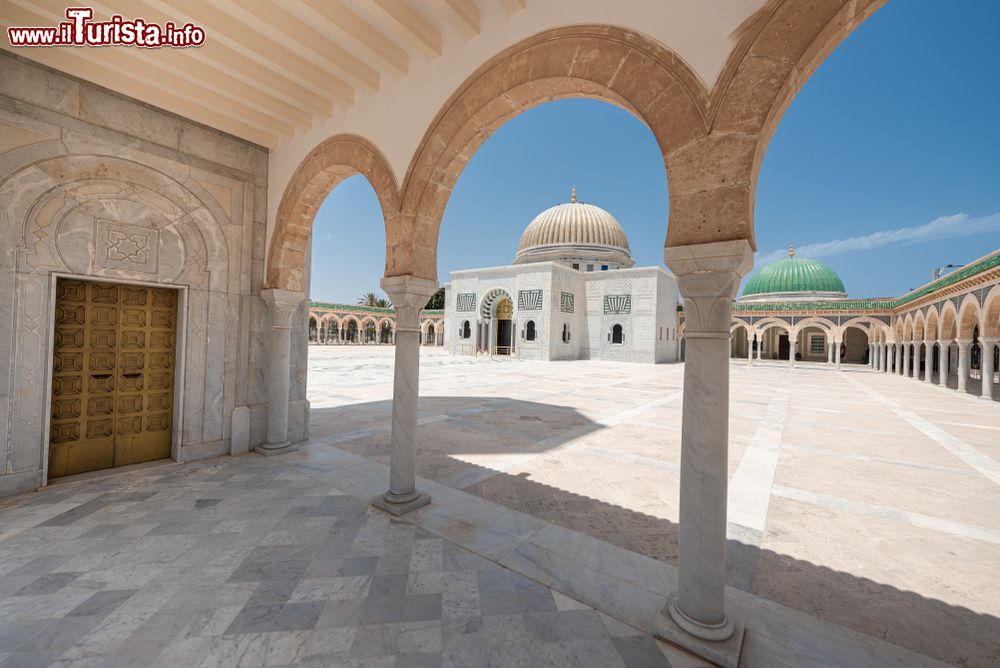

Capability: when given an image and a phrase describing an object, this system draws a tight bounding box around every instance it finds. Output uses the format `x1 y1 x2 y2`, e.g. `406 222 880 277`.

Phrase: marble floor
1 346 996 667
0 455 701 668
306 346 1000 667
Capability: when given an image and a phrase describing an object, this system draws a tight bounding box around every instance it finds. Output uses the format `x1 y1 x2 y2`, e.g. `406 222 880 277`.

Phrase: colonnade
728 329 997 400
871 338 997 399
262 260 996 668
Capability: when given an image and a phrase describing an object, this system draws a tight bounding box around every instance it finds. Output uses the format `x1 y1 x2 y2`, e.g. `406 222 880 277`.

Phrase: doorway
48 278 178 477
495 297 513 355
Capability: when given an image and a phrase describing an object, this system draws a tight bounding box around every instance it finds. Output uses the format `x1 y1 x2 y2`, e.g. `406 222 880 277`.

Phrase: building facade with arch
307 302 444 345
687 248 1000 400
444 193 679 362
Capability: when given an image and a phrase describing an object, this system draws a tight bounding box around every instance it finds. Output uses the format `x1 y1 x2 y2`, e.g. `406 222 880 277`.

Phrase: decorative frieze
560 291 574 313
518 289 542 311
603 294 631 315
456 292 476 312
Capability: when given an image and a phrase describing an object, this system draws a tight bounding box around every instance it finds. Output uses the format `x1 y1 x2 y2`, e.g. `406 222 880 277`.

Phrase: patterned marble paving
0 457 703 668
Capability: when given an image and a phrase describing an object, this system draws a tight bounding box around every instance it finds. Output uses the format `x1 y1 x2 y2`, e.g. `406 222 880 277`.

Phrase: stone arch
6 155 230 290
924 306 940 342
790 317 834 340
913 310 926 342
267 135 399 292
957 294 982 339
727 0 889 242
903 314 914 342
839 316 891 343
398 25 708 278
341 315 360 342
480 287 513 320
982 285 1000 339
939 301 958 341
751 317 791 339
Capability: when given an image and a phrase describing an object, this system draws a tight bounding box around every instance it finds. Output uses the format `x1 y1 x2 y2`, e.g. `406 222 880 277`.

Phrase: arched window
461 320 471 339
611 324 624 344
562 323 570 343
525 320 536 341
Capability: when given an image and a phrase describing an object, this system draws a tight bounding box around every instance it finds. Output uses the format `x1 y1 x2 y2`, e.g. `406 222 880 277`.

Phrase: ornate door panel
49 279 176 478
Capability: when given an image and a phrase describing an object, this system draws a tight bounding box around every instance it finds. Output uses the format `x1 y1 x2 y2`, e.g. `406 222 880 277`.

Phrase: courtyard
307 346 1000 666
0 347 997 666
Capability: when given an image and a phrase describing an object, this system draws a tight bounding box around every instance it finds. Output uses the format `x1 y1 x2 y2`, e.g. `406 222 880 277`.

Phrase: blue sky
309 1 1000 303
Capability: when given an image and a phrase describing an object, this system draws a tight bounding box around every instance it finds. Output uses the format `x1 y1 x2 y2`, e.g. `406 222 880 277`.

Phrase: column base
654 597 744 668
254 441 298 457
371 491 431 516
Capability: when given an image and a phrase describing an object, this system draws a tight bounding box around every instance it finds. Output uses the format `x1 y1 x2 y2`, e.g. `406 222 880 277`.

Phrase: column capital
981 337 999 346
261 289 305 328
956 338 974 348
381 275 438 330
665 240 753 336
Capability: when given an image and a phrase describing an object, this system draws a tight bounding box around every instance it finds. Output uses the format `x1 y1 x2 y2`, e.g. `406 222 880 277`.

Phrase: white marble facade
445 263 679 363
0 54 297 497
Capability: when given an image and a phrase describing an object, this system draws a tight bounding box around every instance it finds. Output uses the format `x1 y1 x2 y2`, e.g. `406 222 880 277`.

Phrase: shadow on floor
309 398 1000 668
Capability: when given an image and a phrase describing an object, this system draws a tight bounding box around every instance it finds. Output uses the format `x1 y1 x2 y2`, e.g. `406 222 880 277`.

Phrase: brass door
49 279 177 478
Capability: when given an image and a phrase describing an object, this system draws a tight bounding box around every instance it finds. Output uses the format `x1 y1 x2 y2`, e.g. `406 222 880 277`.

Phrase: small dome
515 189 633 268
742 252 846 302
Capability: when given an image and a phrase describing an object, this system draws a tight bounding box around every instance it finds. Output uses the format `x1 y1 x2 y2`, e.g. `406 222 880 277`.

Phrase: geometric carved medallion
95 219 159 273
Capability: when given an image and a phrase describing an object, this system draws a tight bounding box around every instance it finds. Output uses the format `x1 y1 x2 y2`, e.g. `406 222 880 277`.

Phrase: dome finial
570 186 576 204
789 244 795 258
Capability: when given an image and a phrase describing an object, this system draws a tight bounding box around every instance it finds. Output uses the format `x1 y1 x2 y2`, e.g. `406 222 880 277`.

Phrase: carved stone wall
0 53 269 497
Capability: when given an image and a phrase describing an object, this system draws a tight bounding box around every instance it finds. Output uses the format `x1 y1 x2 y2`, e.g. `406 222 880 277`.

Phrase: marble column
924 341 934 384
903 344 911 378
789 337 797 367
835 339 842 371
656 240 752 657
868 343 874 368
371 276 439 516
827 341 834 364
877 343 884 371
257 289 304 457
981 339 997 400
938 340 950 387
957 340 972 392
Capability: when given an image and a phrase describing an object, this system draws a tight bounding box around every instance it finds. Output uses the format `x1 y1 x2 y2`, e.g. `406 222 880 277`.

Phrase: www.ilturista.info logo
7 7 205 48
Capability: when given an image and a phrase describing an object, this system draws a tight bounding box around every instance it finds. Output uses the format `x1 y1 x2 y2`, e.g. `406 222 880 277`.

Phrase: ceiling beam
7 1 296 137
156 0 355 106
210 0 380 93
496 0 524 18
352 0 442 60
123 0 333 117
423 0 479 40
0 30 280 147
18 0 313 128
292 0 409 76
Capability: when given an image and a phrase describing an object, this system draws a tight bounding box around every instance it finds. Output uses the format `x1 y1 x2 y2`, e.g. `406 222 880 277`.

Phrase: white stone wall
0 53 270 496
445 261 679 364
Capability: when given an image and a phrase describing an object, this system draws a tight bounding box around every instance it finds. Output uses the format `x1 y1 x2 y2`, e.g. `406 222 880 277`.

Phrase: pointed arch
267 134 400 292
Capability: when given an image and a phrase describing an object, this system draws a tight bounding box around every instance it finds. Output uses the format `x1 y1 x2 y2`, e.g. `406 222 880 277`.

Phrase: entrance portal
494 297 513 355
49 279 177 477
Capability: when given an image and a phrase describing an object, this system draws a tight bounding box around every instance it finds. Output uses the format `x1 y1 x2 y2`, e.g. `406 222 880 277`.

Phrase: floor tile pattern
0 457 694 667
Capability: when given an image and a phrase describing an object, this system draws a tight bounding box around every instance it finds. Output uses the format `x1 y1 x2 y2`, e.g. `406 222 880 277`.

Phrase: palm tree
358 292 392 308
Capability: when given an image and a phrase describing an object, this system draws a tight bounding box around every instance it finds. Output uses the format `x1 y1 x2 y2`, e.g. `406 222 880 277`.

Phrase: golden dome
514 193 633 268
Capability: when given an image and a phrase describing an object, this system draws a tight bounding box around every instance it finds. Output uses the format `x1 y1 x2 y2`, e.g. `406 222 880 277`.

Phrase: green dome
742 257 846 299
